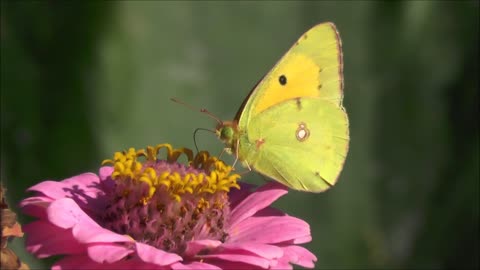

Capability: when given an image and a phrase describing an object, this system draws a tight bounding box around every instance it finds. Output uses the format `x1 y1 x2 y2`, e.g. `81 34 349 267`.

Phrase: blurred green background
1 1 478 269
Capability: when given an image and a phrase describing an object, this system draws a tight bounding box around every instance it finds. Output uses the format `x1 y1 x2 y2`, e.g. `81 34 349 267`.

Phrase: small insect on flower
21 144 317 269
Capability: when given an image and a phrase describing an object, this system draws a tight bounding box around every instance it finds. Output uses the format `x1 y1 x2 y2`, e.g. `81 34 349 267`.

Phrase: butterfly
216 22 349 192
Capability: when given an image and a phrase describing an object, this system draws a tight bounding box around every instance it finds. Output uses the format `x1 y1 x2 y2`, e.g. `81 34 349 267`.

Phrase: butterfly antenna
193 128 216 153
171 98 223 125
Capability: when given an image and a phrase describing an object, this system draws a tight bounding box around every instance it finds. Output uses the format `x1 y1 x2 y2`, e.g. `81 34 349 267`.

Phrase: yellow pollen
197 198 210 210
102 144 241 203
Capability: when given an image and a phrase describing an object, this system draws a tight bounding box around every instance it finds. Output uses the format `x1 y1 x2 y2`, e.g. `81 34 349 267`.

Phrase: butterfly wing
237 22 344 129
237 97 349 192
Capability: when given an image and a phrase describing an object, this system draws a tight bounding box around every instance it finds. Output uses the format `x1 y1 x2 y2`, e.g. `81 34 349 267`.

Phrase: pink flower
21 144 317 269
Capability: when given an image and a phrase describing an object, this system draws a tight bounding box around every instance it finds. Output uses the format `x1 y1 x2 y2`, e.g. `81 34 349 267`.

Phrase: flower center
100 144 240 254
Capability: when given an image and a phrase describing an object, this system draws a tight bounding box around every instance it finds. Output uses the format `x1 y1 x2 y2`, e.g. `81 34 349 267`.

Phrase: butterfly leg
232 159 239 170
231 139 241 169
230 139 252 175
235 162 252 176
218 148 226 159
232 158 252 176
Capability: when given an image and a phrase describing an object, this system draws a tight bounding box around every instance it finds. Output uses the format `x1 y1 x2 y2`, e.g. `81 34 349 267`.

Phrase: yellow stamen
102 144 241 203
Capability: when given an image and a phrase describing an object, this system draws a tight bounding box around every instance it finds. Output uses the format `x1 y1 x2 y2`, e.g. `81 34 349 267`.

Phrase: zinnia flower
20 144 317 269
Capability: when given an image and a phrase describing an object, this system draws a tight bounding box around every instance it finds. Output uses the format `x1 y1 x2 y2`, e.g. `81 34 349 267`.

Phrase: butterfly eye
279 75 287 86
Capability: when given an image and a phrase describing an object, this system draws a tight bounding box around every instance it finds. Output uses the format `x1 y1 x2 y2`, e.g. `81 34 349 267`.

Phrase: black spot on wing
318 68 324 91
296 98 302 110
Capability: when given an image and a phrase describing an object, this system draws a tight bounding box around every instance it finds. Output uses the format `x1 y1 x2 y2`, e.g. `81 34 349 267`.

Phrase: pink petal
23 221 85 257
99 166 114 180
228 183 255 209
254 207 286 217
269 258 294 270
72 224 133 244
229 182 287 228
52 255 155 270
47 198 132 244
228 216 311 244
202 259 264 269
87 243 133 263
20 196 52 219
28 173 101 199
281 245 317 268
52 255 100 270
198 253 270 269
99 166 116 193
291 235 313 244
220 242 283 260
135 242 182 266
184 239 222 257
47 198 98 229
26 173 107 214
171 261 221 270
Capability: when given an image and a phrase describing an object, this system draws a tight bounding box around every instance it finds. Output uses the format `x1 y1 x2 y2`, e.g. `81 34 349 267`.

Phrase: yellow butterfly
216 22 349 192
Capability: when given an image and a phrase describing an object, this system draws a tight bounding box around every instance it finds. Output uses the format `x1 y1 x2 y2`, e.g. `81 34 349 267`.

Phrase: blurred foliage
1 1 478 269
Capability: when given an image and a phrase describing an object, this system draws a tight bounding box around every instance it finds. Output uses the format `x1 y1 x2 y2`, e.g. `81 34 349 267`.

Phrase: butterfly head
215 121 238 149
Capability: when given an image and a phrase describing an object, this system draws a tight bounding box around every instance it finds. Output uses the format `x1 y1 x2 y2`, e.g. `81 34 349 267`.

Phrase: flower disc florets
101 144 240 255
